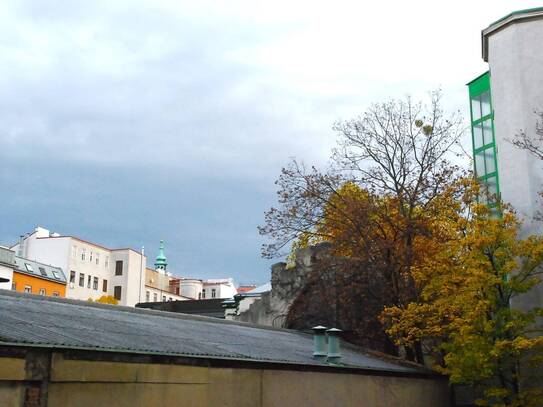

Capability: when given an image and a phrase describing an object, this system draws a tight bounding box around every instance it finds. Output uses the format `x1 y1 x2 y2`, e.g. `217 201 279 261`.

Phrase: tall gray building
468 8 543 309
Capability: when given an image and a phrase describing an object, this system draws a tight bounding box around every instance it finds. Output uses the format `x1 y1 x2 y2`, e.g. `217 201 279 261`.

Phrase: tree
260 92 466 362
510 110 543 160
382 192 543 406
88 295 119 305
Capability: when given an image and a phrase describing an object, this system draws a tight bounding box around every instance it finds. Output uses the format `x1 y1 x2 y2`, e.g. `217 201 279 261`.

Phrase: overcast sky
1 0 541 285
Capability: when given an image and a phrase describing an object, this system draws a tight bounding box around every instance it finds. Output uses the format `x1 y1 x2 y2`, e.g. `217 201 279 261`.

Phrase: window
87 275 91 288
169 297 172 301
103 279 108 292
52 291 59 297
105 256 109 268
24 285 31 293
11 282 16 290
115 260 123 276
38 267 47 277
153 293 158 302
211 289 216 298
468 72 500 209
146 291 150 302
201 289 206 299
93 277 99 290
96 253 100 265
70 271 76 284
79 273 85 287
114 286 122 301
39 288 46 296
162 295 166 302
90 251 93 262
81 249 86 261
24 263 34 272
72 246 77 258
52 270 61 280
198 292 201 299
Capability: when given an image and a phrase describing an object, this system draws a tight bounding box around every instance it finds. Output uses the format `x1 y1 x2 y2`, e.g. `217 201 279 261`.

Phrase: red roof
236 285 257 294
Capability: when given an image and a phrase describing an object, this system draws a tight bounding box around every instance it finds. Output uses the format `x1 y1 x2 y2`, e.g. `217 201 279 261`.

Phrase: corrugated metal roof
0 290 429 375
246 282 271 294
13 256 66 283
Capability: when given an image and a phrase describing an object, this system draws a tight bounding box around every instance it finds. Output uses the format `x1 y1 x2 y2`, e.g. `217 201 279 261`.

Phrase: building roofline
482 7 543 61
143 285 192 300
466 70 490 86
0 290 438 378
34 235 143 256
15 256 64 271
0 343 443 379
13 269 67 285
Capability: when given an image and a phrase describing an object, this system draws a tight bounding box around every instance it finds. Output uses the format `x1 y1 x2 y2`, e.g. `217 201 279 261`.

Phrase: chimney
326 328 343 363
312 326 328 360
18 235 24 257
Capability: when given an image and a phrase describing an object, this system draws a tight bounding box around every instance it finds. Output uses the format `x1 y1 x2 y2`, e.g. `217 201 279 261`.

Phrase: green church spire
155 240 167 271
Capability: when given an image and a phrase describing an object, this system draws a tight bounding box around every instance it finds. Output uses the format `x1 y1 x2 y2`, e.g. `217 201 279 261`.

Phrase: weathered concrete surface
235 243 331 327
487 14 543 312
0 352 450 407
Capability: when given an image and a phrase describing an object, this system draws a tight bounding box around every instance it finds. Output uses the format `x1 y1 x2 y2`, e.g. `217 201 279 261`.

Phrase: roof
13 256 66 284
246 282 271 294
236 285 257 294
482 7 543 61
17 227 143 255
0 246 15 268
0 290 431 376
137 298 227 319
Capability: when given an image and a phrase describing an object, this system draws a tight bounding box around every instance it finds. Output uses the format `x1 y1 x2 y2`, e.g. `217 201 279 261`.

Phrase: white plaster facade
11 227 146 306
179 279 203 299
143 267 188 303
0 246 15 290
480 9 543 310
201 278 237 300
484 11 543 236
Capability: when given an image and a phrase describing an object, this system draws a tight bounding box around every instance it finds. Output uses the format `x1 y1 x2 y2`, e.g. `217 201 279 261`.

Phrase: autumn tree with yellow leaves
261 91 543 405
260 92 466 361
382 187 543 406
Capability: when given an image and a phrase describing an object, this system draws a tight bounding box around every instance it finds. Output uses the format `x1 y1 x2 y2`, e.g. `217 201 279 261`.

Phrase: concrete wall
202 280 237 299
489 20 543 234
488 18 543 310
0 264 13 290
144 286 187 302
12 235 71 276
110 249 146 306
180 279 203 299
67 238 113 301
0 350 450 407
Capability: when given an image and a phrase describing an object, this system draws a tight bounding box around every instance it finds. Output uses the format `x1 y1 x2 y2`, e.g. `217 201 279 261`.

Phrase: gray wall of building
488 18 543 310
0 350 450 407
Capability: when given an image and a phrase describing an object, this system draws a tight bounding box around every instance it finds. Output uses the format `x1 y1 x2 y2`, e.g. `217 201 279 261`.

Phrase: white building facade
200 279 237 300
469 8 543 310
11 227 146 306
0 246 15 290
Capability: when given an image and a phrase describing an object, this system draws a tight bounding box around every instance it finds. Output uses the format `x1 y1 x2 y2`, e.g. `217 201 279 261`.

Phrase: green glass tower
467 71 500 209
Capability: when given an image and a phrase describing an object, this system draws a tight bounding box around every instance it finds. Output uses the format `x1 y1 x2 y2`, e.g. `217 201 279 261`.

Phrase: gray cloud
2 0 541 283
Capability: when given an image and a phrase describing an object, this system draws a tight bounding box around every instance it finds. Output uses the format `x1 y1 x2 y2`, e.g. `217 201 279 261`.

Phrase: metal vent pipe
326 328 342 363
311 326 328 360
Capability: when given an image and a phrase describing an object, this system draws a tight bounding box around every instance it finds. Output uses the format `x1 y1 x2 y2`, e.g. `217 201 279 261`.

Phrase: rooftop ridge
0 289 297 334
14 255 64 271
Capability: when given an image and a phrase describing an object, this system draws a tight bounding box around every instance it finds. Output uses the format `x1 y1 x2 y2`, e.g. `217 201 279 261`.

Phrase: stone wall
234 243 332 327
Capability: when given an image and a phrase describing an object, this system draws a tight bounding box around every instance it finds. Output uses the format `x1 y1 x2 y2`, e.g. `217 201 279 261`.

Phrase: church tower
154 240 167 272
